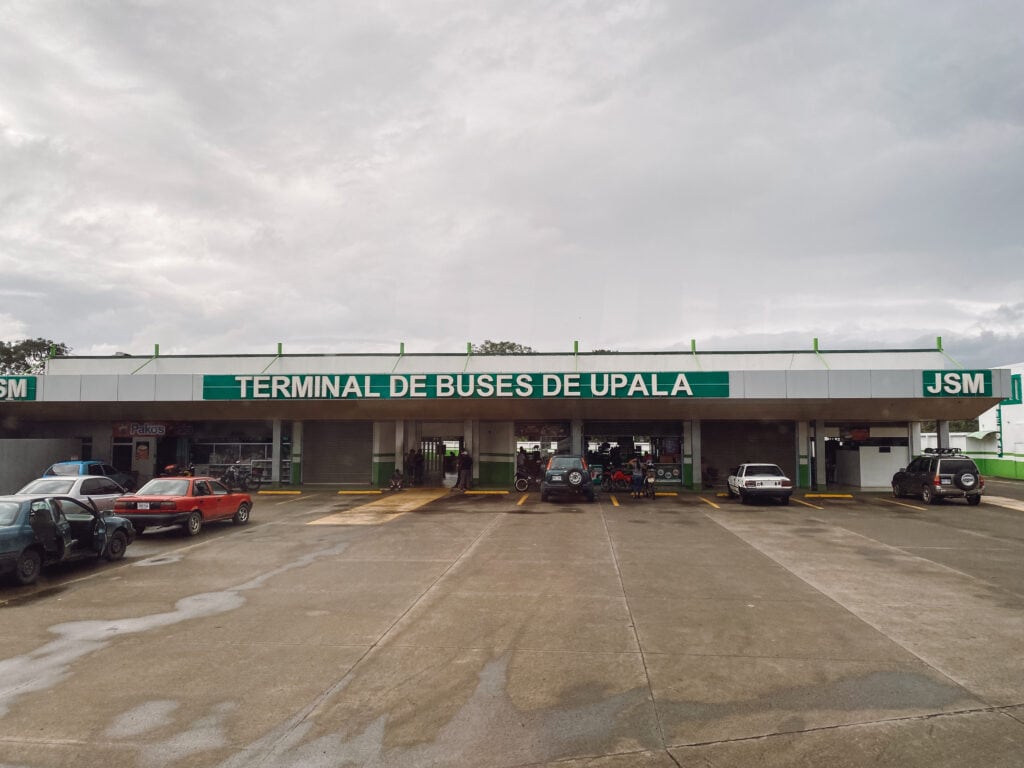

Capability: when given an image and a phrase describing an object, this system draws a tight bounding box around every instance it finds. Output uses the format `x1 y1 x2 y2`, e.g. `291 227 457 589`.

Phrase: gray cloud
1 1 1023 365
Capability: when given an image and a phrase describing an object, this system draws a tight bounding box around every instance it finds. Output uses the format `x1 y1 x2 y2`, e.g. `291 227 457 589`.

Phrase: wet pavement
1 486 1023 767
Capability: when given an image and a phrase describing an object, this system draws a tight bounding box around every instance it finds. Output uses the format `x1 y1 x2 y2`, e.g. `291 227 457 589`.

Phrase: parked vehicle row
3 468 254 585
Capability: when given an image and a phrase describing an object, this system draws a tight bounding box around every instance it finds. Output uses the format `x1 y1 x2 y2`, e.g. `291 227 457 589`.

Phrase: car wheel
540 492 549 502
13 549 42 586
891 482 901 498
738 491 748 505
727 485 737 498
567 470 584 488
133 525 146 537
514 477 529 492
232 502 251 525
921 485 938 505
105 530 128 561
586 491 596 503
967 495 982 506
183 511 203 536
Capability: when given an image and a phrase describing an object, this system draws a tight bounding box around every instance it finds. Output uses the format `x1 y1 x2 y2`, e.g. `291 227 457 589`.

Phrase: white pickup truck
726 463 793 505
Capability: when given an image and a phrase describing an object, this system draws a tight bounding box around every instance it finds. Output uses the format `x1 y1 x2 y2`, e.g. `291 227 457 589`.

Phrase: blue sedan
0 495 136 586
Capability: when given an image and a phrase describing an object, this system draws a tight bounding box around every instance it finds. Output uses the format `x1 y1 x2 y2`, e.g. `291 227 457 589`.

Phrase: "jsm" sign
923 370 992 397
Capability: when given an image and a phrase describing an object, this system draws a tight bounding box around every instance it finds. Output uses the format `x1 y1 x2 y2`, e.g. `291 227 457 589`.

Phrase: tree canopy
472 340 535 355
0 338 71 374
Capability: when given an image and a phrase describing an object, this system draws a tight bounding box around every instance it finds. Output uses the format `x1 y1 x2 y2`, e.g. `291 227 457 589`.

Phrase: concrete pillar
937 420 951 449
689 420 701 490
814 419 827 491
271 418 282 483
571 419 583 456
395 420 406 471
909 422 922 464
464 419 476 483
797 421 810 488
290 421 303 485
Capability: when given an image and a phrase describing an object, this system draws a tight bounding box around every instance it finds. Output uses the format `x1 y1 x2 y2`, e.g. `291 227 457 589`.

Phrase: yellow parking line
465 490 508 495
337 490 383 495
698 496 720 509
805 493 854 499
516 494 528 506
610 495 620 507
654 492 678 497
792 498 824 509
879 497 926 511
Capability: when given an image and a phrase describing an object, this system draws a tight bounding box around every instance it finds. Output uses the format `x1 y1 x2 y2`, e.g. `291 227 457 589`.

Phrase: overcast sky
2 1 1023 368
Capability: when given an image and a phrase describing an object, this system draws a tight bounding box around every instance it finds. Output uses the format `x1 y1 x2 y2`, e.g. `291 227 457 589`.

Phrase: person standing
455 450 473 491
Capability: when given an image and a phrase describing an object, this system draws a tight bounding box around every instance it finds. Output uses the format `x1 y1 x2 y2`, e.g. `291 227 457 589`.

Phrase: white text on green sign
0 376 36 401
922 370 992 397
203 372 729 400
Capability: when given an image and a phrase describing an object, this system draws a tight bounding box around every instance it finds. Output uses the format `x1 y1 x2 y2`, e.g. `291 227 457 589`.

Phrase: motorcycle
643 467 657 499
220 462 261 492
513 470 538 492
601 467 633 493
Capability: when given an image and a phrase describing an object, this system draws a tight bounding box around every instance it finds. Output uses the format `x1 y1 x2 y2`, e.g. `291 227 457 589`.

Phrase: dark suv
540 455 596 503
891 449 984 505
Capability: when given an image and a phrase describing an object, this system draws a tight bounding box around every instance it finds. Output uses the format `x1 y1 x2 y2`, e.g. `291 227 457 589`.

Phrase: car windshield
18 478 76 494
47 463 80 476
136 479 190 496
0 501 21 525
748 465 784 476
549 457 584 470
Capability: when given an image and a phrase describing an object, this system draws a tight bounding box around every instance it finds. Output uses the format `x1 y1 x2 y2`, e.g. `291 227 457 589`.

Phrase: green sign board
0 376 36 401
922 370 993 397
1002 374 1022 406
203 371 730 401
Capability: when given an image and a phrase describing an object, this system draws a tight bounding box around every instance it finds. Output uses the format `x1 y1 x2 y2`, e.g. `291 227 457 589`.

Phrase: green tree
0 338 71 374
472 340 535 354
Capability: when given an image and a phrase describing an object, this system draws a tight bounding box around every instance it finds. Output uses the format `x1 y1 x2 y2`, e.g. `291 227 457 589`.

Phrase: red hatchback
113 476 252 537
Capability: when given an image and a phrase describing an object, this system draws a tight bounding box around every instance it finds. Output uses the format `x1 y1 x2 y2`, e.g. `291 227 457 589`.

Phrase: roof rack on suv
923 447 967 455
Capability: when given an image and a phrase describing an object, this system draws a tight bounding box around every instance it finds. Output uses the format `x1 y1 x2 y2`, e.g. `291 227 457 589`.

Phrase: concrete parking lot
2 483 1024 767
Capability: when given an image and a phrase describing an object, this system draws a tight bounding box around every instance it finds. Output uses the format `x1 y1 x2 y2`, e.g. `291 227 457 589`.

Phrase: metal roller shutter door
303 422 373 485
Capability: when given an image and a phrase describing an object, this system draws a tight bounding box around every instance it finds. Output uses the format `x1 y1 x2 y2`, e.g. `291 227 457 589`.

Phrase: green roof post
937 336 943 351
277 342 283 355
154 343 160 357
399 342 405 355
813 337 819 352
691 339 697 354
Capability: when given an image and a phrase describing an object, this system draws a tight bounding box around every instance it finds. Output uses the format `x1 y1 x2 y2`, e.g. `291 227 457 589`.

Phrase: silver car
15 475 128 512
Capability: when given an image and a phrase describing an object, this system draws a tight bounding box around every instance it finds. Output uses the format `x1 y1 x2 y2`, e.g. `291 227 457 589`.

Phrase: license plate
551 474 563 481
138 502 150 510
941 479 951 485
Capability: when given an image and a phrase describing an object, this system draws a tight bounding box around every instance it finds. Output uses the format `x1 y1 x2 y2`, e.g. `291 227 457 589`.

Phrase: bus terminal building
0 344 1014 492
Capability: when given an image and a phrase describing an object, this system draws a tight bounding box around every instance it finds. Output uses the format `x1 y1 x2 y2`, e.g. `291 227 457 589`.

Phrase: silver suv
891 449 984 505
